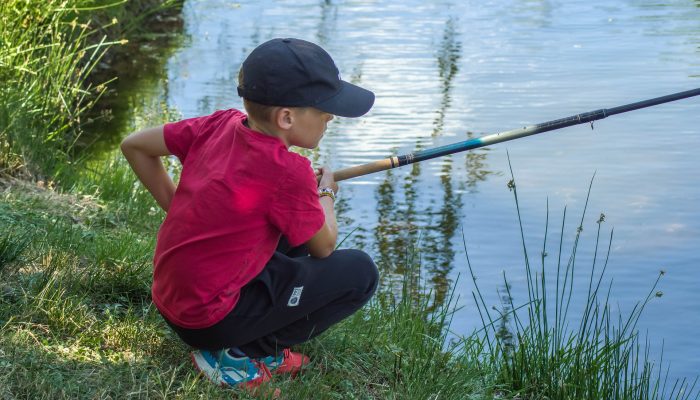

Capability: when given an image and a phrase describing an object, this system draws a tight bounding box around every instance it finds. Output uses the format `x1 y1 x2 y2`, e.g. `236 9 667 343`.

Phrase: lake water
101 0 700 382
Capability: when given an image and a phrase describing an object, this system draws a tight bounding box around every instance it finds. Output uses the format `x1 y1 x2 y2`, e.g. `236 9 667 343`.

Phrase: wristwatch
318 187 336 202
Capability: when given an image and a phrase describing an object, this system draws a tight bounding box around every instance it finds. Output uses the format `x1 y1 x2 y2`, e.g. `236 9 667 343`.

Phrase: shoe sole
191 351 227 387
191 351 278 393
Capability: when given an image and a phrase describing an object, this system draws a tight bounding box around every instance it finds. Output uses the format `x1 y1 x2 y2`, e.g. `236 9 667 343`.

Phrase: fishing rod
332 88 700 182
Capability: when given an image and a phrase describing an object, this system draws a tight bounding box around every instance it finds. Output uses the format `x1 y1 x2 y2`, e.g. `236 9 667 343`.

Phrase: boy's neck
245 117 290 148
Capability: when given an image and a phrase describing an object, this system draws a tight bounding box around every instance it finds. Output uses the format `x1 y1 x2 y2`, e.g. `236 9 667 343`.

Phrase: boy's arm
120 125 176 212
306 166 338 258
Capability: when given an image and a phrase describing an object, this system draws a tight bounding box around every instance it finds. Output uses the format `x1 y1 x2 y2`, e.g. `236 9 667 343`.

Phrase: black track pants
162 239 379 358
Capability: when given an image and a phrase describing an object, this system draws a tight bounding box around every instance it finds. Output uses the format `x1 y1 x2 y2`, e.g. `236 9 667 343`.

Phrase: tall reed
466 160 698 399
0 0 181 179
0 1 118 176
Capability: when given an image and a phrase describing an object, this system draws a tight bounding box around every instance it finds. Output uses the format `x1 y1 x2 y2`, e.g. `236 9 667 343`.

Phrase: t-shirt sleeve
163 116 204 162
268 158 325 247
163 110 231 162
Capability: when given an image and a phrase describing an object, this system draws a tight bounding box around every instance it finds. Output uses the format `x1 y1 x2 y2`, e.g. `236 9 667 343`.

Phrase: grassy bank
1 163 697 398
0 172 490 398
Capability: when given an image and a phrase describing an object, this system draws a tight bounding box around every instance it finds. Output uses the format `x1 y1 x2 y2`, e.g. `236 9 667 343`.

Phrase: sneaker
191 349 271 388
260 348 310 377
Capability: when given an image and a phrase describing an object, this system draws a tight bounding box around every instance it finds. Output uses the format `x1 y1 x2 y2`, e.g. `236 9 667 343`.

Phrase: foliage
0 0 181 178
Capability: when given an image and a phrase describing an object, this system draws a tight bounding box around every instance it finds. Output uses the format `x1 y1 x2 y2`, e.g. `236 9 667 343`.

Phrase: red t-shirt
153 109 325 329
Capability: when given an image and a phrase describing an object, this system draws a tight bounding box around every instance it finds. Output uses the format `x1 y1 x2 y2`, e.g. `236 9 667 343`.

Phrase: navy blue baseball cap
237 38 374 118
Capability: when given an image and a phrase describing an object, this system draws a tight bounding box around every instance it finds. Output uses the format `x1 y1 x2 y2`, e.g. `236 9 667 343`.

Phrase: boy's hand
309 165 339 258
317 166 338 194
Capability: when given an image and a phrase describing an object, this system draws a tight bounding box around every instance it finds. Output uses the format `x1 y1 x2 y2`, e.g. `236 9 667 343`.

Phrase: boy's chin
305 139 323 149
290 135 322 149
294 143 319 150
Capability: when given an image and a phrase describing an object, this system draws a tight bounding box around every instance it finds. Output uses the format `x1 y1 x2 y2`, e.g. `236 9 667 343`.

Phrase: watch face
319 187 336 200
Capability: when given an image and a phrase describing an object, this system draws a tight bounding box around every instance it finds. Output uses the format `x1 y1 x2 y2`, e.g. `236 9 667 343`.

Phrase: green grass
0 225 30 274
0 0 181 179
0 176 493 399
1 1 113 176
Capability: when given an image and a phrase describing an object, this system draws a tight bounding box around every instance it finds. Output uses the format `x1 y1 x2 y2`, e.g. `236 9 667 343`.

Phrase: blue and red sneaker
191 349 275 393
260 348 310 377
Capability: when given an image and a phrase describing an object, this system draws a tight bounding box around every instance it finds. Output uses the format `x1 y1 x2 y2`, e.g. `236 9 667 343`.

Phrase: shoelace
254 359 273 380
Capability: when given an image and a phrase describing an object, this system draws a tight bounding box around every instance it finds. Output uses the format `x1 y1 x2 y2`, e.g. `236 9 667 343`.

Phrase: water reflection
432 17 461 137
465 131 497 191
421 156 463 306
511 0 554 29
368 14 501 305
316 0 338 45
373 16 465 306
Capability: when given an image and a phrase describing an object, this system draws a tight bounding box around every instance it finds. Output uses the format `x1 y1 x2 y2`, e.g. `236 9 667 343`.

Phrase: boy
120 38 379 390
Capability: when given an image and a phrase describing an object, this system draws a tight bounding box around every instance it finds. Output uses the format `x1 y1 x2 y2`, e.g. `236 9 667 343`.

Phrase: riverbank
2 169 694 398
0 173 492 398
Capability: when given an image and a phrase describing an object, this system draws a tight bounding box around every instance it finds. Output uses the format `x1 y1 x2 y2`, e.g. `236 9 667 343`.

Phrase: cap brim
314 81 375 118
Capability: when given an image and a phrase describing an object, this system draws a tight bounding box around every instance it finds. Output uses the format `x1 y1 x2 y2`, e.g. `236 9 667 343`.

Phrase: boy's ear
275 107 294 130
